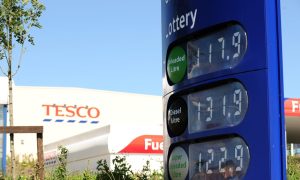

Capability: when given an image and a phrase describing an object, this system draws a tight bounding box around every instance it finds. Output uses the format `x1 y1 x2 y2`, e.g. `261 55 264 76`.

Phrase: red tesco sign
42 104 100 118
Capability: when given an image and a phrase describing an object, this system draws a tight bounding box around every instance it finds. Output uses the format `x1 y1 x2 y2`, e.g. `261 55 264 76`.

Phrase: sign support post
0 126 44 180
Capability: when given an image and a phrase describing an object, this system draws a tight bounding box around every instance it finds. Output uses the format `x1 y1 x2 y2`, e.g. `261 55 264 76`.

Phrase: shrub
135 160 163 180
135 160 151 180
96 156 134 180
5 146 165 180
64 170 96 180
5 154 37 179
288 155 300 180
53 145 68 180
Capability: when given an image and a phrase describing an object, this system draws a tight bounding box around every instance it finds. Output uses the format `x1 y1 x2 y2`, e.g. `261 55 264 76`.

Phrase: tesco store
1 76 300 173
0 77 163 172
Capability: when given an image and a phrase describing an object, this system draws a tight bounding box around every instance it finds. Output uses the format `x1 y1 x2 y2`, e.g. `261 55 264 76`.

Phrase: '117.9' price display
166 24 247 85
187 24 247 78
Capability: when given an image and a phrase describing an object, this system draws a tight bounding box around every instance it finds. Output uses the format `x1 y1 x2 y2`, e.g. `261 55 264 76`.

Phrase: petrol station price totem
162 0 286 180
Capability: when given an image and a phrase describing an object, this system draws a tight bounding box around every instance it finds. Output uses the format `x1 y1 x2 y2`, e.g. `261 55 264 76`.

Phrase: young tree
0 0 45 179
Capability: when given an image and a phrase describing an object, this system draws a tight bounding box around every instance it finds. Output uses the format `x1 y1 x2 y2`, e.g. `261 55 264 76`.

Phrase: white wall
44 124 164 172
7 85 162 161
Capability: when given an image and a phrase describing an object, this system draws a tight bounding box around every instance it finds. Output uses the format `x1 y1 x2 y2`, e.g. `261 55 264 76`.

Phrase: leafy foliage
135 160 163 180
81 170 97 180
5 154 37 179
287 155 300 180
96 156 134 180
53 145 68 180
0 0 45 76
136 160 151 180
5 147 163 179
66 170 97 180
0 0 45 47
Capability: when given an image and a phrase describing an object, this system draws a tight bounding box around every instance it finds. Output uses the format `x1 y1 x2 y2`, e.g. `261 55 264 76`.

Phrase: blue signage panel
0 105 7 175
162 0 286 179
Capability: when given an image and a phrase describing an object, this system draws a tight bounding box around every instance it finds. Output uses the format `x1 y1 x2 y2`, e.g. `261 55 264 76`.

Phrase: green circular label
167 46 187 84
168 146 189 180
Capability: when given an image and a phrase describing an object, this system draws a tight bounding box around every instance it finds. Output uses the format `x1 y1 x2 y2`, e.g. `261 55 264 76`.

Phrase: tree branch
12 41 26 77
0 65 8 76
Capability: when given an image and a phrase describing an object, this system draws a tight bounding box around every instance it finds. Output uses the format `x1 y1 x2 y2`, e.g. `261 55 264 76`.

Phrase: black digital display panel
187 24 247 79
188 81 248 133
189 137 250 179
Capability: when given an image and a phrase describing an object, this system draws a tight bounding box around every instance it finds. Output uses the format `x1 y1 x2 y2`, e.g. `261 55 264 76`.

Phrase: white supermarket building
0 77 163 172
1 77 300 173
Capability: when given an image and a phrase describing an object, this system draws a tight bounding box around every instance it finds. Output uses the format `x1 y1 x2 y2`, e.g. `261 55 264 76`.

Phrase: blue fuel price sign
162 0 286 180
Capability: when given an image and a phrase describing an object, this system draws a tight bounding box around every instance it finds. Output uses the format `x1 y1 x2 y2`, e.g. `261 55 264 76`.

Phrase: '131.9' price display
188 81 248 133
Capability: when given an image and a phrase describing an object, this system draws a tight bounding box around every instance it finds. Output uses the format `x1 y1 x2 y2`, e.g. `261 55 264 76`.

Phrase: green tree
0 0 45 179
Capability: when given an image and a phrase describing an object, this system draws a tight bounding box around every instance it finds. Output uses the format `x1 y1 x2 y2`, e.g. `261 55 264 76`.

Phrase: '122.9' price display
189 137 250 179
